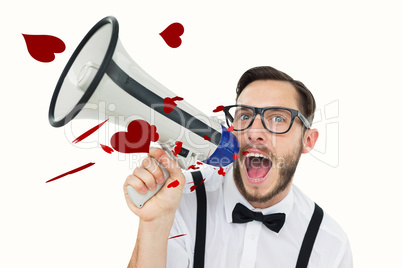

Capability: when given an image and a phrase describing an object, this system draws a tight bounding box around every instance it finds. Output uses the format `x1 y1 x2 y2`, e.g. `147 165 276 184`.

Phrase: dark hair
236 66 316 124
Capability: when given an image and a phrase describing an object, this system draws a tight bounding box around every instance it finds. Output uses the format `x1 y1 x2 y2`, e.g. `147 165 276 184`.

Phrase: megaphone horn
49 16 239 208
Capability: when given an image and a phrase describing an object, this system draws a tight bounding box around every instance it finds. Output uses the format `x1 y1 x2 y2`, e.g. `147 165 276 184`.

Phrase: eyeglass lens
229 106 293 133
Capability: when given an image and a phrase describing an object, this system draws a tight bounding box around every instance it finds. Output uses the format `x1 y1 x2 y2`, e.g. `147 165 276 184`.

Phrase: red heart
110 120 159 153
232 153 239 159
167 180 180 188
188 164 200 170
227 126 234 132
190 185 198 192
163 96 183 113
100 144 114 154
172 141 183 156
159 23 184 48
213 105 225 113
204 135 211 141
218 167 226 176
22 34 65 63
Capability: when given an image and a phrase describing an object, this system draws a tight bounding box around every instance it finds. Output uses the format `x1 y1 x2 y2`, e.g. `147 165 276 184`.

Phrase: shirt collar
223 165 294 223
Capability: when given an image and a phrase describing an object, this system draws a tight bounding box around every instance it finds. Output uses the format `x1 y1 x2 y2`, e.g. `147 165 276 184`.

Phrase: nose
245 115 268 144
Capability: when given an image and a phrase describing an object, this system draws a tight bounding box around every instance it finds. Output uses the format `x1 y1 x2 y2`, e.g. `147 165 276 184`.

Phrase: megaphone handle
126 157 171 208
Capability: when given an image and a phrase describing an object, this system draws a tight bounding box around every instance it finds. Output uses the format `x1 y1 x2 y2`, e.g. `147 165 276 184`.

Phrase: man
124 66 353 267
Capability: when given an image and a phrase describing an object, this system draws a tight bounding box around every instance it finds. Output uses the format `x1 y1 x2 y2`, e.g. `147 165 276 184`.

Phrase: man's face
232 80 307 208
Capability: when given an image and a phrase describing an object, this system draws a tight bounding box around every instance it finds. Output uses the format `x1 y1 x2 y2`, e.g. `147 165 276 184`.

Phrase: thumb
149 147 184 182
158 154 184 180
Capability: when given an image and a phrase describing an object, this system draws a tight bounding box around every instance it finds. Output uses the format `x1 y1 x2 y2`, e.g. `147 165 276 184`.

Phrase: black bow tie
232 203 286 233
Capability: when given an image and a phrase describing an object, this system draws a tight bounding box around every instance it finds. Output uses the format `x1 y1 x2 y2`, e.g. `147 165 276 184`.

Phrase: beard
233 144 303 205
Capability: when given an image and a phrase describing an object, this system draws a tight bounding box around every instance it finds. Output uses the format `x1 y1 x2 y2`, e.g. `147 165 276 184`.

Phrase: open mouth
244 152 272 184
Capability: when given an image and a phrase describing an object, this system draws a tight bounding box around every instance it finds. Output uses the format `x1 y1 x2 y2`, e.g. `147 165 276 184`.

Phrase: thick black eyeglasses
223 105 311 134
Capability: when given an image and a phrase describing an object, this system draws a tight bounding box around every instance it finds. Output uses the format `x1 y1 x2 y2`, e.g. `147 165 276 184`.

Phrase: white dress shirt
167 164 353 267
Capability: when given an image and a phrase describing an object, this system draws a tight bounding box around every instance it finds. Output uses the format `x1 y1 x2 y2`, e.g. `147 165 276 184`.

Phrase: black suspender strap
191 170 207 268
295 203 324 268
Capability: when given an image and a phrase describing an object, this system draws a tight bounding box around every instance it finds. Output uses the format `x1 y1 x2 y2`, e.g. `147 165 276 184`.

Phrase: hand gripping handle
126 157 170 208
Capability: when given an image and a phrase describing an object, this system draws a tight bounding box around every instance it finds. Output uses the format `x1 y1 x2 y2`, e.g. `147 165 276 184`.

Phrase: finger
132 166 157 191
149 147 184 184
158 154 182 179
149 147 177 172
125 174 148 194
141 156 164 184
148 147 167 162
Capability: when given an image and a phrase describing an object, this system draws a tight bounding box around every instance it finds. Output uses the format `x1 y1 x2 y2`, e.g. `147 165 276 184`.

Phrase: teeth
245 152 268 159
249 177 263 181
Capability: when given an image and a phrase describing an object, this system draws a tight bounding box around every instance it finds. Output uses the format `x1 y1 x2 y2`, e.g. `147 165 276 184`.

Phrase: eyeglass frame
223 104 311 134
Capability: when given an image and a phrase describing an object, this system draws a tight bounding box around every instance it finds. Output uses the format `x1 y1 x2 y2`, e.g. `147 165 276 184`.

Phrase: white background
1 1 401 267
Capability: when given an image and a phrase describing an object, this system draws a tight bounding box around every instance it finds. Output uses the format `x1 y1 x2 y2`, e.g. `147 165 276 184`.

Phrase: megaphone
48 16 239 208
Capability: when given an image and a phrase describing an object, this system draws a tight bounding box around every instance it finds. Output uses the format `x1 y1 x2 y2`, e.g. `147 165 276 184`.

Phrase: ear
302 128 319 154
